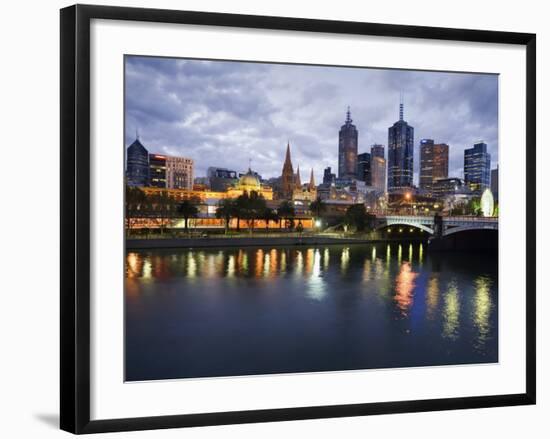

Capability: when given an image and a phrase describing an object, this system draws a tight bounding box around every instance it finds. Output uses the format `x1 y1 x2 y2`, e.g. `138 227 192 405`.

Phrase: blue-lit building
126 137 149 187
357 152 371 185
338 107 358 178
387 99 414 191
464 141 491 194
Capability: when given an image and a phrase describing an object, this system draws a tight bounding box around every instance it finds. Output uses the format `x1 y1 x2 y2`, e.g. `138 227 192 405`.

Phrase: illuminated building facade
420 140 449 195
464 141 491 194
338 107 358 178
166 155 194 189
126 137 149 186
293 168 317 202
149 154 167 188
371 155 386 193
388 99 414 191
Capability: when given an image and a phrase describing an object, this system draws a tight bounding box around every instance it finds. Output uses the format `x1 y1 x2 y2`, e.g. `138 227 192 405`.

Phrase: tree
344 204 373 232
177 197 200 232
277 200 295 230
215 198 235 233
239 191 267 233
261 207 278 231
125 185 146 237
309 197 326 220
152 190 177 235
466 197 482 216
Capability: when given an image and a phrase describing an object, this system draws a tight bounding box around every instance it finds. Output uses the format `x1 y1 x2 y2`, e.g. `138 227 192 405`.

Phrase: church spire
284 141 292 166
309 168 315 189
281 141 295 199
295 165 301 188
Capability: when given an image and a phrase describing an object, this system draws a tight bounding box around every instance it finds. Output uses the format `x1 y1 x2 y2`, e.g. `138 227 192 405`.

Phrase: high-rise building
281 142 296 199
166 156 194 190
207 167 238 191
149 154 167 188
419 138 434 191
419 140 449 195
464 141 491 194
371 144 385 159
387 98 414 191
357 152 372 185
491 167 499 201
338 107 358 178
323 167 336 185
126 137 149 187
371 156 386 193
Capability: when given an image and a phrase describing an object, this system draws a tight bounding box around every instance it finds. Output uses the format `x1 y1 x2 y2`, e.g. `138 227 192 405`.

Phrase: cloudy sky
125 55 498 184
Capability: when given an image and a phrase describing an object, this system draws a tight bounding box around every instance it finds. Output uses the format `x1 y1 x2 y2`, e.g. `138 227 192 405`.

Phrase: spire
295 165 301 188
399 92 404 121
284 141 292 165
309 168 315 189
346 106 352 124
248 157 252 172
136 127 140 140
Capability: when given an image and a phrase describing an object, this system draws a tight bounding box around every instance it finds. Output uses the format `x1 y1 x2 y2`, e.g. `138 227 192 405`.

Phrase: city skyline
125 56 498 184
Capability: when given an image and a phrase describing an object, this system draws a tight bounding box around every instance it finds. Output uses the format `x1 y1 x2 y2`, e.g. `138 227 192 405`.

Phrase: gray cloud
125 56 498 184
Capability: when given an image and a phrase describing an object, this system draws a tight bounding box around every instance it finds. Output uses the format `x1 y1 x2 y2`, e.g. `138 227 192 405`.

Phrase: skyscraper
371 144 385 159
323 167 336 185
419 139 449 195
126 136 149 187
371 156 386 193
419 139 434 191
464 141 491 194
338 107 358 178
387 97 414 191
357 152 372 185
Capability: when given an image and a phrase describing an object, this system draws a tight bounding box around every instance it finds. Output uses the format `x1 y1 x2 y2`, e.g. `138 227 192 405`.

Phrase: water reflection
125 244 497 362
394 262 418 316
442 280 460 340
426 276 440 320
473 275 493 350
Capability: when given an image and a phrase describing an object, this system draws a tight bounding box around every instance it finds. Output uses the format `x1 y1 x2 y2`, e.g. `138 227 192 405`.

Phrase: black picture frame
60 4 536 434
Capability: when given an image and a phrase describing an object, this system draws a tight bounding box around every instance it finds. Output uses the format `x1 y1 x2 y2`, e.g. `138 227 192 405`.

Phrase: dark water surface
125 243 498 381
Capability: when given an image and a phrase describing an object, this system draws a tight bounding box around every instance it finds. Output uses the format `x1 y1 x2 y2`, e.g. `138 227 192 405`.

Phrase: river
125 243 498 381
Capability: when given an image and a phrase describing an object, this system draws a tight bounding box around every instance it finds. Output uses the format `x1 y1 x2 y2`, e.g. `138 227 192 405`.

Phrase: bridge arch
375 223 434 235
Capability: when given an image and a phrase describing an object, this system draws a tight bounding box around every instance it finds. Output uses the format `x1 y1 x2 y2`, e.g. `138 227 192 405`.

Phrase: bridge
374 215 498 237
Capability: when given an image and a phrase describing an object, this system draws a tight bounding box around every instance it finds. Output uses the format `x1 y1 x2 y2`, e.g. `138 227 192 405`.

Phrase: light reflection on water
125 243 498 380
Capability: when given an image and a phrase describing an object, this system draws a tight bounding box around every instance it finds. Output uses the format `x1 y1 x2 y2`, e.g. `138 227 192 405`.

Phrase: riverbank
126 235 426 249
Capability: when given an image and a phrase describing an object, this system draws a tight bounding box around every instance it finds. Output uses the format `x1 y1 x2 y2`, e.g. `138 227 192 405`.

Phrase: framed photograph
60 4 536 434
